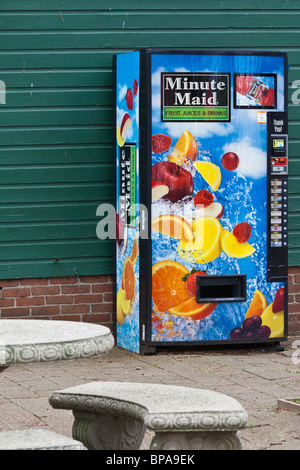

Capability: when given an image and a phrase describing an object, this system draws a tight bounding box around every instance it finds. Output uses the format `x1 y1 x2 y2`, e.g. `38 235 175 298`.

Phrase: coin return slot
196 275 247 303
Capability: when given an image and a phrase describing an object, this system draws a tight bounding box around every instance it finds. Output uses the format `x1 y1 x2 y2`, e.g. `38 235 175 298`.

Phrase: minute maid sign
161 72 230 122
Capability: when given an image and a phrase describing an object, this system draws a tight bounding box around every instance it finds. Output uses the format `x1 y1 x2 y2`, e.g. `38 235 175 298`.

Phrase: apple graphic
152 162 194 203
116 214 124 246
120 113 131 139
152 181 169 202
204 202 224 220
121 225 128 255
193 202 224 220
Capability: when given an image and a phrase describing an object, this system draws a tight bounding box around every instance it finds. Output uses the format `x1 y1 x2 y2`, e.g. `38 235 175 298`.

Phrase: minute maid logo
161 72 230 123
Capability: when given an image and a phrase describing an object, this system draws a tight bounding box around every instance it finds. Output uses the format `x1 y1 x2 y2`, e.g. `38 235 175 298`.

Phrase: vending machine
114 49 288 354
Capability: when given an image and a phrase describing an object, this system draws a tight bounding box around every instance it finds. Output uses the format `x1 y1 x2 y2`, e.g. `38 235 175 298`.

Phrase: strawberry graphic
126 88 133 111
273 287 285 313
233 222 252 243
194 190 214 208
182 269 207 297
152 134 172 154
133 78 138 96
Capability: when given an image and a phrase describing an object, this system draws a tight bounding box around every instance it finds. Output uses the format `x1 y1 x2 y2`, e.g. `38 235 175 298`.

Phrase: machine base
143 339 286 356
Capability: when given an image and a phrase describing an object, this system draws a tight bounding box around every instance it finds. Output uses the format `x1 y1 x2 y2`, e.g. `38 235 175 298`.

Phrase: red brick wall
288 267 300 333
1 270 300 333
0 275 114 328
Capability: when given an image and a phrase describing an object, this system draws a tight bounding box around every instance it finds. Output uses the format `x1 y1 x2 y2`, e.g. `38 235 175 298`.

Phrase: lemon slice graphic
221 230 256 258
193 161 221 191
261 302 284 338
117 288 126 326
117 125 125 147
178 217 223 264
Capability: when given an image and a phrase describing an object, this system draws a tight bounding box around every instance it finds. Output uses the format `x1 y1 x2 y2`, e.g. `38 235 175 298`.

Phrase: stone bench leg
151 431 242 450
72 411 241 450
72 412 146 450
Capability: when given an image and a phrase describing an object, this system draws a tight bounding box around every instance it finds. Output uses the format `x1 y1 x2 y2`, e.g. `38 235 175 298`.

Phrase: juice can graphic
236 75 275 107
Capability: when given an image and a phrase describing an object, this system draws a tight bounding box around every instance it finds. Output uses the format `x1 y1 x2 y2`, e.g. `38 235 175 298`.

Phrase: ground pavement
0 335 299 451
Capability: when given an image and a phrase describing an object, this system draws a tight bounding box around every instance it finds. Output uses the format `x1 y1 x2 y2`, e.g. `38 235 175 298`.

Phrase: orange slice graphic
152 214 194 242
168 297 217 321
174 130 197 161
130 232 139 265
244 289 267 320
152 260 192 313
122 257 135 302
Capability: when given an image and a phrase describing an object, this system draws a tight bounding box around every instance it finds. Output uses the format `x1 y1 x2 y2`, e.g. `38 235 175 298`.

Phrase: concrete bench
0 429 87 450
49 382 248 450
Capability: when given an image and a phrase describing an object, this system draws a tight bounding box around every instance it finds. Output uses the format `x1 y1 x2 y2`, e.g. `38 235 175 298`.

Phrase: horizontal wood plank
0 239 114 257
4 89 113 108
0 69 112 88
0 31 299 50
0 0 296 11
0 164 114 184
0 12 300 30
0 219 111 242
0 108 114 127
0 257 114 279
0 182 114 203
0 145 114 165
0 48 300 70
0 127 113 146
0 202 104 223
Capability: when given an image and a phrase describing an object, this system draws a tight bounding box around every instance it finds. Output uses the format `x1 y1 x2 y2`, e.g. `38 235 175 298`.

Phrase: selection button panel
267 112 288 282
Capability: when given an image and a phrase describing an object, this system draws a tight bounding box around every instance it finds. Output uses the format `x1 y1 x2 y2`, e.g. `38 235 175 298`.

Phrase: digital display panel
273 139 285 148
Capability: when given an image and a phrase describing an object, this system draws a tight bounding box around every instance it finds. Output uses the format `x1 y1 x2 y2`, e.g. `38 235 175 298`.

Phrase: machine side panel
115 51 140 353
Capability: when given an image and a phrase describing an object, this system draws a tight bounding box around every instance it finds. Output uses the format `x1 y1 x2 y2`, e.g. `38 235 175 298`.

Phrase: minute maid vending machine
114 49 288 354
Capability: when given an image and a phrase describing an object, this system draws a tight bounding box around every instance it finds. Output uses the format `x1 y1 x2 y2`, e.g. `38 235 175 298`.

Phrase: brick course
0 275 114 328
288 268 300 333
0 270 300 333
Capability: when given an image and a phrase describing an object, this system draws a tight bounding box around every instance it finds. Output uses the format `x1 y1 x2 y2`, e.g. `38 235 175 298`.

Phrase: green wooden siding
0 1 300 279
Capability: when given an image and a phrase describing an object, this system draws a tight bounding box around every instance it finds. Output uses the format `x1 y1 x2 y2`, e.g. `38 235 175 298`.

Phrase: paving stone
0 385 38 399
11 397 51 419
238 365 297 380
41 409 74 438
0 402 42 430
0 335 299 450
19 377 62 392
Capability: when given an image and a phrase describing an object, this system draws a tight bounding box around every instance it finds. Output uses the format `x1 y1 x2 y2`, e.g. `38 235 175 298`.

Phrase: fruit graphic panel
151 53 286 344
116 51 140 353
